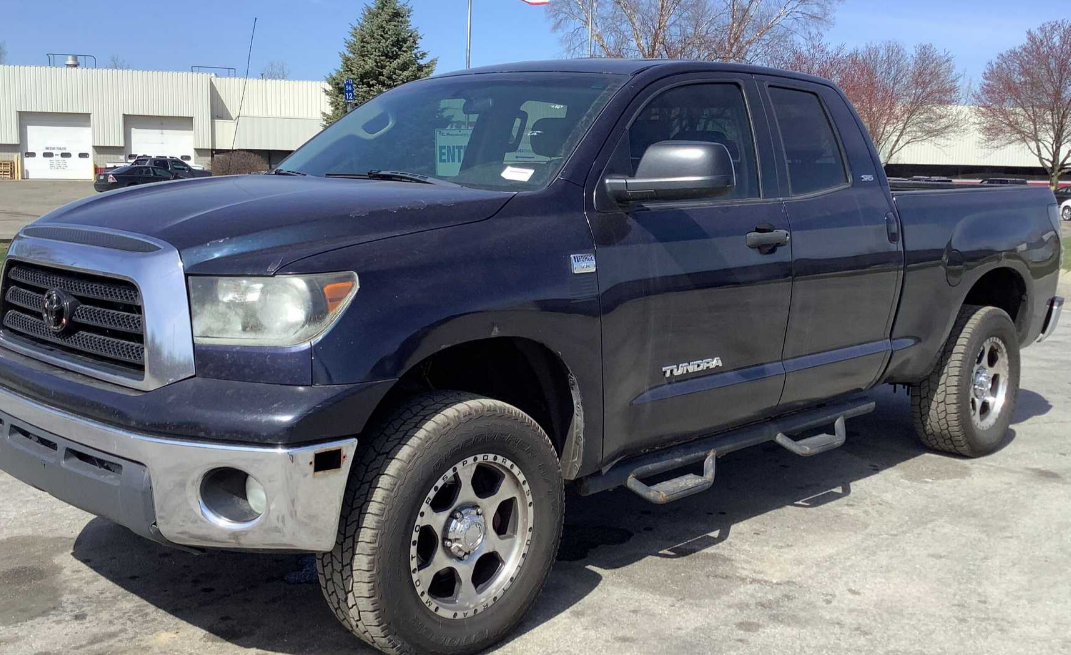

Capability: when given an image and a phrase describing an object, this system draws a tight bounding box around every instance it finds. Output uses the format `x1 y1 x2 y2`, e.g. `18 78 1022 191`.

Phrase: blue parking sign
343 79 355 104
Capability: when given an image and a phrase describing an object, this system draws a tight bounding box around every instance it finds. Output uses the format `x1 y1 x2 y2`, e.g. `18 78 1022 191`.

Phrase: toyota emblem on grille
42 288 75 334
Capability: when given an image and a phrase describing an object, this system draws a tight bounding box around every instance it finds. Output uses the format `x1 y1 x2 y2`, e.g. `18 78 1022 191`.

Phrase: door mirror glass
605 141 736 202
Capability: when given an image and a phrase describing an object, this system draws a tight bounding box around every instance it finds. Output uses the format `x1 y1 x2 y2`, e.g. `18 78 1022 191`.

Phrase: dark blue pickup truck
0 60 1063 655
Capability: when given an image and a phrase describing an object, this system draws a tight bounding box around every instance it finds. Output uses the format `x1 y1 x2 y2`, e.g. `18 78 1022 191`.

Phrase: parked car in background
93 165 177 192
131 156 212 178
1057 187 1071 221
980 177 1029 185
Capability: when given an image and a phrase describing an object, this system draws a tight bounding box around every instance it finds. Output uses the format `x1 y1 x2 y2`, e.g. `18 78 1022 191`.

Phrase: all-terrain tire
317 391 564 655
911 305 1020 457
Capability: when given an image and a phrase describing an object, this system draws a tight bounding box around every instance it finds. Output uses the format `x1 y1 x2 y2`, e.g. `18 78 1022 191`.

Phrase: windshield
280 72 625 191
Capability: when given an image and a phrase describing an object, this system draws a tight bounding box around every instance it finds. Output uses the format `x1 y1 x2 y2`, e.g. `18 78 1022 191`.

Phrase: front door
588 76 793 464
757 78 903 409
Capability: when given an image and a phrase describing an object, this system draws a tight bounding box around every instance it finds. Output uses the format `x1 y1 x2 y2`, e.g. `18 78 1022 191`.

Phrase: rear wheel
1062 205 1071 221
318 392 564 655
911 305 1021 456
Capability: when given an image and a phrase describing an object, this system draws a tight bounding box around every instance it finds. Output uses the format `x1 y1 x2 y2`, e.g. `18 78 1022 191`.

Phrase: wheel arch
961 266 1029 338
365 336 589 479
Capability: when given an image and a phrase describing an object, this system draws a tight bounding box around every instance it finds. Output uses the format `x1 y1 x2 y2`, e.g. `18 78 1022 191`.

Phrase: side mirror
605 141 736 203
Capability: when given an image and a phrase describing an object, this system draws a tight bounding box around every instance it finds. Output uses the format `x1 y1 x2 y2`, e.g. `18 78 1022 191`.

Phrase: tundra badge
662 357 723 378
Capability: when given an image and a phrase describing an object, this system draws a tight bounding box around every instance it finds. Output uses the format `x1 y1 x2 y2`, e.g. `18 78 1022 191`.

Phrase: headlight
189 272 358 346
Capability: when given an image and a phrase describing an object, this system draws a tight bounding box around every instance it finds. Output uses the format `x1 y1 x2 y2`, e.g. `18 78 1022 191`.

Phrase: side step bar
774 416 846 457
578 397 875 503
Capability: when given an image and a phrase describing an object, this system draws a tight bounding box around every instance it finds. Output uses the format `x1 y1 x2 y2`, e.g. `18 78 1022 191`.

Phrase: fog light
200 467 266 526
245 475 267 515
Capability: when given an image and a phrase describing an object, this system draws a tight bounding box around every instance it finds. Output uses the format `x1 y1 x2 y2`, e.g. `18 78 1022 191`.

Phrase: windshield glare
280 73 625 191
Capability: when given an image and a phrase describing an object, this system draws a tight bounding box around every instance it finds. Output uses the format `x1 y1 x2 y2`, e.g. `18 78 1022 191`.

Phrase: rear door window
766 86 849 196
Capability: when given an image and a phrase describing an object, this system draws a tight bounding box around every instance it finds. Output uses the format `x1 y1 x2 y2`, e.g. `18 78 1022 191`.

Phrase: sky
0 0 1067 85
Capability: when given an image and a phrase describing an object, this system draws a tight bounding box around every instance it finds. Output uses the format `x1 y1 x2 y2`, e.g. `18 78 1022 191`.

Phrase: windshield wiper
272 168 307 176
325 170 459 187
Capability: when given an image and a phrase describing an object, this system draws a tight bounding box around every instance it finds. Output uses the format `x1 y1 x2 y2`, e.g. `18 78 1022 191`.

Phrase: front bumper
1037 296 1063 342
0 384 357 551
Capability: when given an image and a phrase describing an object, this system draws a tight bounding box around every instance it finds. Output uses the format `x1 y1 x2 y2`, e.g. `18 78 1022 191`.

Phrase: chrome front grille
1 262 145 371
1 226 195 391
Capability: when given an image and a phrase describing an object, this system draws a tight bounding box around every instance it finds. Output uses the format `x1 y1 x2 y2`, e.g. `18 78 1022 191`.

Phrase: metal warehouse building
0 62 1058 183
0 64 329 180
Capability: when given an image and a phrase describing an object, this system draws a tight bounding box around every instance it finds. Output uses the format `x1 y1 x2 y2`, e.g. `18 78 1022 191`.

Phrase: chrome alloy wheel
970 337 1010 430
409 454 534 619
1062 205 1071 221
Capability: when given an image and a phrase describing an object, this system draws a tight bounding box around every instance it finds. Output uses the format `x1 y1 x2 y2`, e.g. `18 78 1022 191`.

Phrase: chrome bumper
1037 296 1063 342
0 384 356 551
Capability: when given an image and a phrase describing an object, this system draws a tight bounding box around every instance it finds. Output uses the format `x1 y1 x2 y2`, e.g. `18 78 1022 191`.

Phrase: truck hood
31 175 516 275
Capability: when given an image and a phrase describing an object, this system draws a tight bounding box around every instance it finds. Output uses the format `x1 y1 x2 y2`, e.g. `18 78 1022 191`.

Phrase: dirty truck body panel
0 60 1061 553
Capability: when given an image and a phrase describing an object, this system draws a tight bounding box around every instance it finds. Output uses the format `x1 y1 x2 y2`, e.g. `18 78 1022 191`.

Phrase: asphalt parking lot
0 182 1069 655
0 324 1068 655
0 180 97 240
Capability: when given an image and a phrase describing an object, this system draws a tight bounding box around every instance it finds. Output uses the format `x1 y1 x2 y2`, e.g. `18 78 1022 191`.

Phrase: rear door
757 77 903 409
588 73 793 464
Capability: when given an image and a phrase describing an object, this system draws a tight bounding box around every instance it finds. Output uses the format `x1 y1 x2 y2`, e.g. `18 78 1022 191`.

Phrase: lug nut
453 511 463 519
476 508 482 515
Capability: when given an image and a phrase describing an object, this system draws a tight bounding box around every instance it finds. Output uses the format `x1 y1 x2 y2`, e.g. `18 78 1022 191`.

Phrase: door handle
885 212 900 244
746 228 790 252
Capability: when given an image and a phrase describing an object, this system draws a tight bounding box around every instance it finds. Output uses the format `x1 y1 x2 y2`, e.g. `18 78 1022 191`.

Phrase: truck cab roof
435 58 835 87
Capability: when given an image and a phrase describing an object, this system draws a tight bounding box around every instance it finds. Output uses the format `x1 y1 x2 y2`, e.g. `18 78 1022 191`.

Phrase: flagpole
465 0 473 69
587 0 593 57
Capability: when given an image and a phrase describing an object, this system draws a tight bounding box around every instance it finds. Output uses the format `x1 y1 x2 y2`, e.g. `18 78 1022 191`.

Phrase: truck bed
882 184 1061 383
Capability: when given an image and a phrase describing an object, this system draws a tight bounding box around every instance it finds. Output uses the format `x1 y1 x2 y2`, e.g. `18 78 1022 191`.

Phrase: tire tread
317 391 562 655
911 304 1012 456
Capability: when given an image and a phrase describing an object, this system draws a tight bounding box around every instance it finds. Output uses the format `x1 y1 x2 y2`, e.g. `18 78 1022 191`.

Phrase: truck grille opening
0 263 145 373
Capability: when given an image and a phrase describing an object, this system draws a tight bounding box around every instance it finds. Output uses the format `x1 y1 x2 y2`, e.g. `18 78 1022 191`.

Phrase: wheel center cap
445 508 485 558
972 368 991 398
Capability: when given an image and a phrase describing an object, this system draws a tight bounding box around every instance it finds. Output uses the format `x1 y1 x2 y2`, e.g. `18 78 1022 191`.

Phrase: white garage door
20 113 94 180
125 116 195 162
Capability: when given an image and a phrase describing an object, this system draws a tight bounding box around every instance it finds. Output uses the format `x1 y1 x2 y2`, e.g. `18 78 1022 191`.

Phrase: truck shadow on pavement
72 384 1043 654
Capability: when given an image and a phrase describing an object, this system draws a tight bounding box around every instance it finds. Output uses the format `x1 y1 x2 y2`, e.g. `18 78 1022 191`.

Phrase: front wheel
911 305 1021 456
318 392 564 655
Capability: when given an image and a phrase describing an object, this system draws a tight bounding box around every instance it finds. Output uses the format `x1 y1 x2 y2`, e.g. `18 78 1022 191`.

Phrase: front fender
281 187 605 475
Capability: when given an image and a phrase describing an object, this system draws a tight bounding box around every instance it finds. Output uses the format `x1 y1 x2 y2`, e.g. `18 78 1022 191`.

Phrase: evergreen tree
323 0 436 126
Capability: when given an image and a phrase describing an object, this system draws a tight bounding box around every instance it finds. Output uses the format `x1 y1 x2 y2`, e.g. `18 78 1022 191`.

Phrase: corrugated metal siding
879 107 1041 168
1 66 328 152
210 78 329 121
213 117 323 151
0 65 212 148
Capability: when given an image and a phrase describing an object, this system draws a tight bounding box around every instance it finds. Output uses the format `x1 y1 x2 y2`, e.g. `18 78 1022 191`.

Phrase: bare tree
109 55 130 69
776 38 966 164
0 41 7 65
974 20 1071 189
260 60 290 80
547 0 840 63
212 151 269 175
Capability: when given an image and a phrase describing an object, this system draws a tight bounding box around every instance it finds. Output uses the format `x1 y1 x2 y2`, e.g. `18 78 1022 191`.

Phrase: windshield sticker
501 166 535 182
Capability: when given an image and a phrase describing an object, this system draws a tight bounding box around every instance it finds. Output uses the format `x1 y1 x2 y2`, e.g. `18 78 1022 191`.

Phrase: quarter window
767 86 848 196
606 83 760 200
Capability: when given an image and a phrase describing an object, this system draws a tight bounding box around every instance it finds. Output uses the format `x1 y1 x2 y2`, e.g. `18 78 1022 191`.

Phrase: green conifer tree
323 0 437 126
